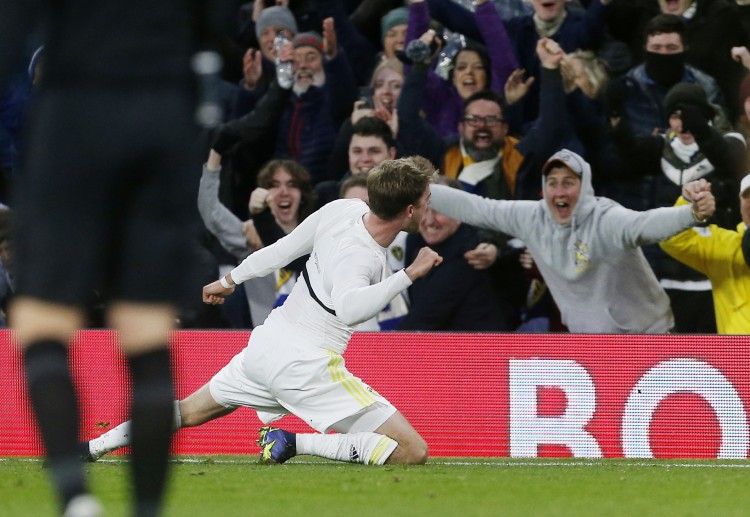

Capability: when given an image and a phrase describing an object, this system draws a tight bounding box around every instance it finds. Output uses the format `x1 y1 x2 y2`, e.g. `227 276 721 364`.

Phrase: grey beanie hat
255 6 298 40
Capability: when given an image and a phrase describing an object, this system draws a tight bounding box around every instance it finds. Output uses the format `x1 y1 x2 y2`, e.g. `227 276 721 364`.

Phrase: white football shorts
208 323 396 433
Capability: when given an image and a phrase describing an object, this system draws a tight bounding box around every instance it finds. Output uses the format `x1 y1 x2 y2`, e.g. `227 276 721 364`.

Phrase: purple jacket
407 0 518 139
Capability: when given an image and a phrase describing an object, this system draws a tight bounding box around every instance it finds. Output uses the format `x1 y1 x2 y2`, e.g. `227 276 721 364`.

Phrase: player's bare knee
392 438 428 465
409 438 429 465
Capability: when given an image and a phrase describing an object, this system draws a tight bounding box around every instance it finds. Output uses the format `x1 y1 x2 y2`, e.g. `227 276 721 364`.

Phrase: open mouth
554 201 572 220
473 130 493 146
663 0 680 11
461 78 478 92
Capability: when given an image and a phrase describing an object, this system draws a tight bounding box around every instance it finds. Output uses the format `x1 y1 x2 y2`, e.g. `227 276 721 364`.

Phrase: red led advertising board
2 331 748 458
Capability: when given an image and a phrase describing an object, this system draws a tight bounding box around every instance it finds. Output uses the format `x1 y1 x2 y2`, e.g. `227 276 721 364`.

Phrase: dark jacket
274 51 357 184
606 0 750 120
398 224 511 331
618 63 726 137
611 118 745 281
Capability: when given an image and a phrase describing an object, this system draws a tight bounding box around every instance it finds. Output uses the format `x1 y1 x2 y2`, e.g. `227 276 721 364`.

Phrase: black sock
24 340 85 507
128 347 174 517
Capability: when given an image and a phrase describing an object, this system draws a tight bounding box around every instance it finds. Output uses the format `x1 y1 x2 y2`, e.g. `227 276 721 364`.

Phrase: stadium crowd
2 0 750 334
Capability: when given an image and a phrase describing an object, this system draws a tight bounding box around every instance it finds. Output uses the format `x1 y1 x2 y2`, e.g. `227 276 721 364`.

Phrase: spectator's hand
537 38 564 69
691 188 716 223
323 17 337 59
351 100 375 124
252 0 264 22
519 248 534 270
249 187 271 214
405 246 443 281
242 220 264 250
203 278 235 304
731 46 750 70
374 107 399 138
682 178 711 202
464 242 498 270
504 69 535 105
242 48 263 90
678 104 711 139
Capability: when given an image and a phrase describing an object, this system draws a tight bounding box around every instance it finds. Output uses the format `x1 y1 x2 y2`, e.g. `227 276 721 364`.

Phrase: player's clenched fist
404 246 443 281
202 279 235 304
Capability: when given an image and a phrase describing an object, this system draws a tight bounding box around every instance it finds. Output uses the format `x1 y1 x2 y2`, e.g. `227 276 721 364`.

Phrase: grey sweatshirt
430 150 698 333
197 165 275 327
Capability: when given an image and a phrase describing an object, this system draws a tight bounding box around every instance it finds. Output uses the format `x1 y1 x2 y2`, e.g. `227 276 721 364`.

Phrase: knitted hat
293 31 324 53
738 74 750 109
381 7 409 42
741 174 750 197
255 6 298 40
664 82 713 120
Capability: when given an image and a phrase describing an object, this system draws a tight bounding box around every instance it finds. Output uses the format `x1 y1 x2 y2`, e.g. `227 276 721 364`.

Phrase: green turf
2 456 749 516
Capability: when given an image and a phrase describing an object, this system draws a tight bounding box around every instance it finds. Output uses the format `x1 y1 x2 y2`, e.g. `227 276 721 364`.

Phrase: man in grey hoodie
429 148 716 333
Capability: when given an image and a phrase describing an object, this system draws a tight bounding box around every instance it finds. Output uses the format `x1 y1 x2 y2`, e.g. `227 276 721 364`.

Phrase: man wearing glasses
441 38 568 202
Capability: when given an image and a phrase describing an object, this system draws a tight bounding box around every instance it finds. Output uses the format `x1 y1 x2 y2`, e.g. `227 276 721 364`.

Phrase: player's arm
743 227 750 269
203 207 322 304
329 245 442 326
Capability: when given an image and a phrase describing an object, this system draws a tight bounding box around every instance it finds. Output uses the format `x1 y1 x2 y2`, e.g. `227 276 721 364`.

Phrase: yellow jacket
660 197 750 334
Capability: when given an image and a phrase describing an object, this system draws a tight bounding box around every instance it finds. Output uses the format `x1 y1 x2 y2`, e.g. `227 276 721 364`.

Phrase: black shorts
15 88 199 306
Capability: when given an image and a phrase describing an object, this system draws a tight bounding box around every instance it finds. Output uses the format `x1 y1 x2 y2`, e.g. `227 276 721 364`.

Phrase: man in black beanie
610 80 746 332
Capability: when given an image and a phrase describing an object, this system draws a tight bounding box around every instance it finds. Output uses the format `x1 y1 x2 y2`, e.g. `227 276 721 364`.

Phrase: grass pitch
2 456 749 516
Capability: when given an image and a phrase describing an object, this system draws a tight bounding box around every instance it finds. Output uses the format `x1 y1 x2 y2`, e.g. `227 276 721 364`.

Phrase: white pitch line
4 458 750 468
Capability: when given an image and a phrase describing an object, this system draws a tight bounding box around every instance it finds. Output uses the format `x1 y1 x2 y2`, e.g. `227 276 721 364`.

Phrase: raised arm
610 180 715 248
429 183 529 237
330 244 442 326
197 151 251 259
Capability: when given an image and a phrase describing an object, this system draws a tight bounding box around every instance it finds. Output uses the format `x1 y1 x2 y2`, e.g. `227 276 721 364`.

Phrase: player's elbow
336 306 363 327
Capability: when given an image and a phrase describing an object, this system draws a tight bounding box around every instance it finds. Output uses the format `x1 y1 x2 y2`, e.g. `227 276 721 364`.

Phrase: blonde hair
369 58 404 88
564 50 609 98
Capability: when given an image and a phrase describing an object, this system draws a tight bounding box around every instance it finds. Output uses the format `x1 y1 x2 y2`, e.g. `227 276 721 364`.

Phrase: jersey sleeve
230 208 321 284
328 244 412 326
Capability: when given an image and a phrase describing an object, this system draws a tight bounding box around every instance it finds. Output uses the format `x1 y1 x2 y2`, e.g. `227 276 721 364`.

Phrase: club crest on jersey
573 240 591 272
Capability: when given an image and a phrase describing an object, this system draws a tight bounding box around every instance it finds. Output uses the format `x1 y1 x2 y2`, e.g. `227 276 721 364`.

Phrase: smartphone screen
358 86 374 109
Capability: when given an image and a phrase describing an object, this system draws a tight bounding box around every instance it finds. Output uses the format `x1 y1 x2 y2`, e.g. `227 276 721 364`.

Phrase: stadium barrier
2 330 749 458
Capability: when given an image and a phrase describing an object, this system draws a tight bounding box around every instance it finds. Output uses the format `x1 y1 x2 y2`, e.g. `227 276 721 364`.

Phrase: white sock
89 400 182 459
89 421 132 459
173 400 182 430
296 432 397 465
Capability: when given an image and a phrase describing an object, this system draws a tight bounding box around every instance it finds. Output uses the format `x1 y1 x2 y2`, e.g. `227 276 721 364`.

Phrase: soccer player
1 1 203 516
82 157 442 466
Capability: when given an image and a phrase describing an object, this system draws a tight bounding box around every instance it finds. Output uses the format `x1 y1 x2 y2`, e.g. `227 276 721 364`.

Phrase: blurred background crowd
2 0 749 333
